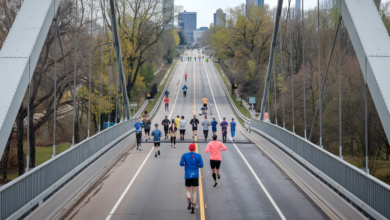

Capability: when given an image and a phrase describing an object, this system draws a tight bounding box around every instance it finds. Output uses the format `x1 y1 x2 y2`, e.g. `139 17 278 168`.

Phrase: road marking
105 147 154 220
169 61 187 119
201 61 286 220
194 60 206 220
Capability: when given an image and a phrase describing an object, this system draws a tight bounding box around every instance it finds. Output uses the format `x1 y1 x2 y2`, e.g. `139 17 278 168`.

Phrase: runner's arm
180 155 185 166
205 143 210 153
221 143 227 151
198 156 204 168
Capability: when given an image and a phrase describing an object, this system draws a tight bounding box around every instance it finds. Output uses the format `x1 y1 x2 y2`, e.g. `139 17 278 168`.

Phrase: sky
174 0 321 28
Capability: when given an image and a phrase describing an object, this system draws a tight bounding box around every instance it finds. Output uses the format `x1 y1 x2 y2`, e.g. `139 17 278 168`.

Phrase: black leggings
203 130 208 139
171 137 176 145
222 133 227 142
164 129 169 137
136 133 142 147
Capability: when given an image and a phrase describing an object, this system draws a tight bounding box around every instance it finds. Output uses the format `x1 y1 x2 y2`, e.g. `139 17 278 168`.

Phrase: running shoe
187 200 191 210
139 148 142 151
191 206 196 214
137 146 139 150
155 153 157 158
171 144 173 147
213 182 218 187
158 150 160 156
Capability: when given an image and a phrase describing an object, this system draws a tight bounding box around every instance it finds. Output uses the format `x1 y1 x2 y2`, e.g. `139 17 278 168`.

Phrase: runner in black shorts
189 114 199 139
205 135 227 187
179 116 186 140
180 143 203 214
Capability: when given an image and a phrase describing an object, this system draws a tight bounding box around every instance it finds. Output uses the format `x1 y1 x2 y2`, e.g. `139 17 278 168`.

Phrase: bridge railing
0 118 137 220
209 62 251 126
251 119 390 219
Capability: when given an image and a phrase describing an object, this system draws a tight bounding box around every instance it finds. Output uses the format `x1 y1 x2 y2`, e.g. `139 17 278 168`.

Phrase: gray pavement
54 51 330 220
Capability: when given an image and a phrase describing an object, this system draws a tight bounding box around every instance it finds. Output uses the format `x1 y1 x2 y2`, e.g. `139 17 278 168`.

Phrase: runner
151 123 162 158
165 90 169 98
200 106 207 115
230 118 236 141
143 115 151 141
205 134 227 187
220 117 228 143
189 114 200 138
169 119 177 148
180 143 204 214
184 73 188 82
182 85 188 97
202 115 210 141
180 116 186 140
202 96 208 114
175 115 181 128
161 116 170 139
209 102 213 115
211 117 218 135
164 96 169 111
134 117 143 151
194 57 196 62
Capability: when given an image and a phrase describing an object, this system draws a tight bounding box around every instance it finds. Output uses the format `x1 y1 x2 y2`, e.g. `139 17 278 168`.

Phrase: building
193 30 204 42
178 12 197 43
198 27 209 31
295 0 301 10
163 0 174 28
246 0 264 7
213 9 226 27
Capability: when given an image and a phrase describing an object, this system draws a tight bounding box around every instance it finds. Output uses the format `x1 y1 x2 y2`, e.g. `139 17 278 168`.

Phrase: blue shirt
151 129 162 142
165 91 169 95
230 121 236 130
180 152 203 179
182 85 188 91
211 120 218 130
134 122 143 133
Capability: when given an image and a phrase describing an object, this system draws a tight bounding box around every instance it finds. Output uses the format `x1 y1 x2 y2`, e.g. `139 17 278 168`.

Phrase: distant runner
175 115 181 128
182 85 188 97
180 116 186 140
184 73 188 82
211 117 218 135
134 117 143 151
143 116 151 141
180 143 203 214
200 106 207 115
169 119 178 148
190 115 200 138
220 117 228 143
202 116 210 141
202 96 208 114
151 123 162 158
164 96 169 111
165 90 169 98
161 116 170 139
209 102 213 115
230 118 236 141
205 135 227 187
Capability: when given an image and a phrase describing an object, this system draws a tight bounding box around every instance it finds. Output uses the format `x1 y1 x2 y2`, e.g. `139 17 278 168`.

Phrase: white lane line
202 61 286 220
169 61 187 119
106 147 153 220
106 61 186 220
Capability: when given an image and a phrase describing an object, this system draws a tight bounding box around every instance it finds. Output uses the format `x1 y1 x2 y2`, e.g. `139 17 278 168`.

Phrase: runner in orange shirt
205 134 227 187
202 96 208 114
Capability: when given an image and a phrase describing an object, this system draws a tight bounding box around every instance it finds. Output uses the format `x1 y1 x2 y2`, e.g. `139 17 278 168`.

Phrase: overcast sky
174 0 387 28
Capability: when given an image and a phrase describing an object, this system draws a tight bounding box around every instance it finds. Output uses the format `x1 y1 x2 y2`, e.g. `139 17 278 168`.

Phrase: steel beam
0 0 60 158
336 0 390 144
260 0 284 120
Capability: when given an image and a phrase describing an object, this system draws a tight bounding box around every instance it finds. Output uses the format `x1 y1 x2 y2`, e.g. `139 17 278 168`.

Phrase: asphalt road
53 51 330 220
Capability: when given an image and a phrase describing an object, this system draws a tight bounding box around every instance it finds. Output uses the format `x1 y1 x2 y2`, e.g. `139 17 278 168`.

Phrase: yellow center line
194 58 206 220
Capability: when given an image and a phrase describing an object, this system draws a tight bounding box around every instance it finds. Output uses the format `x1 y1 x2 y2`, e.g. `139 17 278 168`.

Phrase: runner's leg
191 186 198 206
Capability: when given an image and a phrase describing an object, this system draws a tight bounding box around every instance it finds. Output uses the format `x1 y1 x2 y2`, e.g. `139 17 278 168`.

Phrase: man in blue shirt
211 117 218 135
151 123 163 157
180 143 203 214
182 85 188 97
230 118 237 141
134 117 143 151
165 90 169 98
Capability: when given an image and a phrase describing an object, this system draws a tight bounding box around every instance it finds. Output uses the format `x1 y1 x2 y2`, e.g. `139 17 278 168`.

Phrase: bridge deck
48 55 329 220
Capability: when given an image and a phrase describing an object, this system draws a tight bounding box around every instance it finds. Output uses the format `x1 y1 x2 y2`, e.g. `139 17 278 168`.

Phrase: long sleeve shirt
205 140 227 161
180 152 203 179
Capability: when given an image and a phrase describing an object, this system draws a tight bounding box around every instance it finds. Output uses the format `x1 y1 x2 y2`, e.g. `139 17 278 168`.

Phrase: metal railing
251 119 390 219
0 118 137 220
210 62 251 125
133 100 149 118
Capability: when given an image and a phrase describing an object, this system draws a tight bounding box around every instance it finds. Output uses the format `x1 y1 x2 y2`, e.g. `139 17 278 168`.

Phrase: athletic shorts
210 160 221 169
144 129 150 135
203 104 207 108
212 128 217 132
154 142 160 147
185 178 199 187
192 127 197 131
180 130 186 135
231 130 235 137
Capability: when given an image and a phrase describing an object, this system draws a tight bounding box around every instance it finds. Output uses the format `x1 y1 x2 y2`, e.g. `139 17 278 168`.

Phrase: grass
144 60 178 116
213 62 251 126
344 156 390 184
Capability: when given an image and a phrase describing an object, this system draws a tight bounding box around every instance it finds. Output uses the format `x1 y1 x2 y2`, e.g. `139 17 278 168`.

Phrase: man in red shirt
184 73 188 82
205 134 227 187
164 96 169 111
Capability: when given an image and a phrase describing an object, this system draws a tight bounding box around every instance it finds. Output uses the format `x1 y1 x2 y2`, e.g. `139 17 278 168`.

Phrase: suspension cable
339 0 342 158
26 59 30 172
73 0 78 145
302 0 306 139
88 0 94 137
289 4 294 133
317 0 322 148
53 0 57 157
365 56 368 173
99 2 105 132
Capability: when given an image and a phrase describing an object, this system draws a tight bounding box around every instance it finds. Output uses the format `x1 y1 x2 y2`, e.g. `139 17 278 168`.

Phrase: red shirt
185 74 188 77
205 140 227 161
164 97 169 104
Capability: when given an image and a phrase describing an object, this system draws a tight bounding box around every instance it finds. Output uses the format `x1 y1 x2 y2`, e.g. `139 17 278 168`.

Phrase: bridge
0 0 389 219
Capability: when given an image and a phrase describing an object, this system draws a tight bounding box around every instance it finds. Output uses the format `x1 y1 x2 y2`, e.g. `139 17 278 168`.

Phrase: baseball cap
155 123 159 126
232 118 234 120
189 143 196 152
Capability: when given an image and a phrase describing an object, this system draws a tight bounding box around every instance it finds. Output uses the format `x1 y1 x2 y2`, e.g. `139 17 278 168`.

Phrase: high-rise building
246 0 264 7
295 0 301 10
178 12 197 43
198 27 209 31
213 9 226 27
163 0 174 28
193 30 204 42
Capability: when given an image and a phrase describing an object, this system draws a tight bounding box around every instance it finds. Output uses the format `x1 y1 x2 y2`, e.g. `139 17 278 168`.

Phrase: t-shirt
230 121 236 130
203 98 208 104
143 119 151 130
164 97 169 104
205 140 227 161
211 120 218 130
134 122 143 133
220 121 228 134
190 118 199 129
151 129 162 142
182 86 188 91
202 120 210 130
185 74 188 77
180 152 203 179
165 91 169 95
175 118 181 128
179 120 186 130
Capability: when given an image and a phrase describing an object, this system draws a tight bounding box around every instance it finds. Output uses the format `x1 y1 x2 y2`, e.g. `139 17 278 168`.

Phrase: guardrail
251 119 390 220
210 62 251 125
0 118 137 220
133 100 149 119
149 61 179 119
